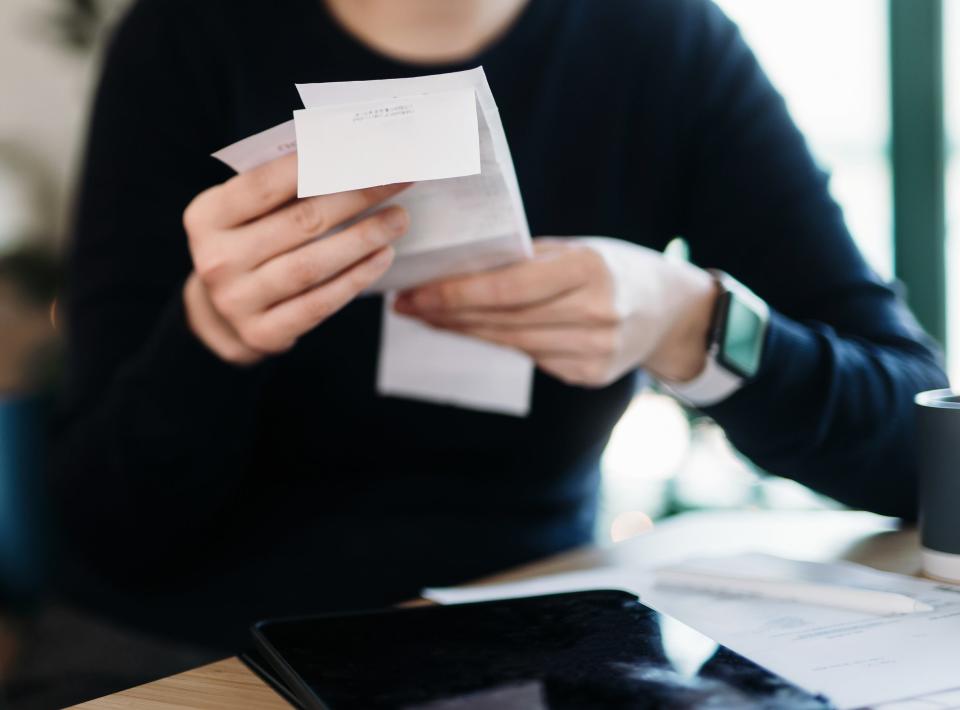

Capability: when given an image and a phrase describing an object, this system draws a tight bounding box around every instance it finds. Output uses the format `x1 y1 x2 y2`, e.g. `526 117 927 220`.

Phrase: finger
532 237 571 254
449 324 619 358
235 182 412 268
227 206 407 314
240 247 395 352
536 356 610 387
399 288 617 328
398 246 598 313
184 274 264 365
188 154 300 230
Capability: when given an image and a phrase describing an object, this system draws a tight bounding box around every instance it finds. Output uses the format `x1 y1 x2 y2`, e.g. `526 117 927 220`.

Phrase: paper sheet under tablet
424 554 960 709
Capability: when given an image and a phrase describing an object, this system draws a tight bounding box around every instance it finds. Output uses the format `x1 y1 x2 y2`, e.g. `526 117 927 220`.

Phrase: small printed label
352 103 415 122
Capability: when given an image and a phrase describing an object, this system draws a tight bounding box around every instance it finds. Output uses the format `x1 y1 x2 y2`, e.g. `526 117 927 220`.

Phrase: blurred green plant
0 247 60 308
0 246 62 394
51 0 101 51
50 0 127 52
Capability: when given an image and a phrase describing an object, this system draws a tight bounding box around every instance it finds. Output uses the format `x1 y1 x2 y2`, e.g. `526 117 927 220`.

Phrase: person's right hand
181 154 410 365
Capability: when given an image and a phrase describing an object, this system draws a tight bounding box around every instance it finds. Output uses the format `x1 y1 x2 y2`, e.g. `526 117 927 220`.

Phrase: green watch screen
721 295 766 378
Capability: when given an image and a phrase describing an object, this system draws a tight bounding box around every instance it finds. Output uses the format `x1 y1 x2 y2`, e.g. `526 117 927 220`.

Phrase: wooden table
74 509 918 709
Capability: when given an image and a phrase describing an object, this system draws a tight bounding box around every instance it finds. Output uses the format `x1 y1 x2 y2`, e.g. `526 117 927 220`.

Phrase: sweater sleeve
52 0 271 570
669 0 949 518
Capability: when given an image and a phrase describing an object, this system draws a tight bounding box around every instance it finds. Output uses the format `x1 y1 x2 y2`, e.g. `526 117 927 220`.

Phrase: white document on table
212 67 534 416
424 554 960 709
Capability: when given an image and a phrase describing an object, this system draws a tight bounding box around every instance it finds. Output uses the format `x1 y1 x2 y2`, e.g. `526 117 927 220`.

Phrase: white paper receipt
211 67 534 416
294 88 480 197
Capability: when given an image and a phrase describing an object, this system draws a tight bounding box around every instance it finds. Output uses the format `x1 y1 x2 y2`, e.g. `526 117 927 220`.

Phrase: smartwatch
664 270 770 407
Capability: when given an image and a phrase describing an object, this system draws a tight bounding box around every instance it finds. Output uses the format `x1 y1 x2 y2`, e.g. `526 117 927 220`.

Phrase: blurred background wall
0 0 98 250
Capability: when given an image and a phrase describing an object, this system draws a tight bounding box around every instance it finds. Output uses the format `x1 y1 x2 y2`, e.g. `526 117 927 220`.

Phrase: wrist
645 267 718 382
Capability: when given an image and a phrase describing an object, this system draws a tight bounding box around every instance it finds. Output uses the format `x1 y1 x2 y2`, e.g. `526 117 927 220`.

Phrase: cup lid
915 389 960 409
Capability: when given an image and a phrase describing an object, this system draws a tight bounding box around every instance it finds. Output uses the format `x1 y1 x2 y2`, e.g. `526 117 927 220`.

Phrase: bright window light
714 0 893 280
946 0 960 385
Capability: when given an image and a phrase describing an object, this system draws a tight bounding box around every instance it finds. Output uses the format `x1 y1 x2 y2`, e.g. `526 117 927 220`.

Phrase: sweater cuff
701 309 822 420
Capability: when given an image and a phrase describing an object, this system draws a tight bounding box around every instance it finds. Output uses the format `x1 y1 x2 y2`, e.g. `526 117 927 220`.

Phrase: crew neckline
310 0 554 75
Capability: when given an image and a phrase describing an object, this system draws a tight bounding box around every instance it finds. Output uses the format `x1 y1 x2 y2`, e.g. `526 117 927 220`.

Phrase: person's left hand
394 237 719 387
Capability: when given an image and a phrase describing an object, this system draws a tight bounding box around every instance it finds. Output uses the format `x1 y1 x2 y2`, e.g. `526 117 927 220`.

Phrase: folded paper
211 67 533 416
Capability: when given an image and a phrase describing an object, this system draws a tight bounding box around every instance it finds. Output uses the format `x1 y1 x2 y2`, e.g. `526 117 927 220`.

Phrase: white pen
655 568 935 615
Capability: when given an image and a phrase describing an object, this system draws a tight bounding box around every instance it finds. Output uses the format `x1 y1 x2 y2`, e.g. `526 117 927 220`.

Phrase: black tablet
251 590 831 709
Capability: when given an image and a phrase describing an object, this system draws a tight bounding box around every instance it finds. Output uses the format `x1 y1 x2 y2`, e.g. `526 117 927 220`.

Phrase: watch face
719 293 766 379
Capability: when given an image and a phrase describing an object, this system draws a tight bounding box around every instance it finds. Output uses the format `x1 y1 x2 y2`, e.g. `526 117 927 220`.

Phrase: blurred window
946 0 960 383
599 1 892 540
714 0 893 279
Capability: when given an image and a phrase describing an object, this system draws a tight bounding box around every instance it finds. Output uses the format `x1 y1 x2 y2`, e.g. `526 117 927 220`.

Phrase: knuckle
372 183 399 199
579 360 607 384
245 168 283 210
291 198 327 236
590 329 619 357
343 249 393 296
182 193 209 234
238 319 283 354
585 299 618 324
344 262 380 295
578 249 612 291
437 282 468 309
578 256 600 286
193 251 232 284
285 253 320 291
208 285 244 320
513 331 535 351
487 278 513 306
577 245 606 276
364 183 403 206
548 364 582 387
303 294 336 324
431 283 458 310
220 343 259 366
587 359 616 385
355 218 389 252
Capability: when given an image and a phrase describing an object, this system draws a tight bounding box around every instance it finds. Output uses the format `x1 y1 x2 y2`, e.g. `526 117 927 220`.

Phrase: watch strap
660 270 767 407
660 344 744 407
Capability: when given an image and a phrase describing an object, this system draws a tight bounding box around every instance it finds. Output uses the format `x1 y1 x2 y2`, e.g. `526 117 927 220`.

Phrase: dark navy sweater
55 0 948 647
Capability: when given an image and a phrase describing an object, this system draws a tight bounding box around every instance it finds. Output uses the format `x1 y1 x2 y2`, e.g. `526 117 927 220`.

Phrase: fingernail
383 207 409 234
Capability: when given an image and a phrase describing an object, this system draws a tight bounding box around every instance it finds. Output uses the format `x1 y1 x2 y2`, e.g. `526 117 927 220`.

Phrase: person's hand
182 154 411 364
394 237 718 387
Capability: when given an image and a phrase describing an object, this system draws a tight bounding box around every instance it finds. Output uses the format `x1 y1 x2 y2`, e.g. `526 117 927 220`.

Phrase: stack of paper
424 554 960 709
213 68 534 416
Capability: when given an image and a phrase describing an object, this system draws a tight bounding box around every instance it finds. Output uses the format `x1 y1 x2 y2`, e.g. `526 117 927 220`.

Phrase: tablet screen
253 590 831 709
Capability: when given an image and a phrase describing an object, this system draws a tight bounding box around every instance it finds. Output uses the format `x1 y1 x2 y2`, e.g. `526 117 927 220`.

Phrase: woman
55 0 947 650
